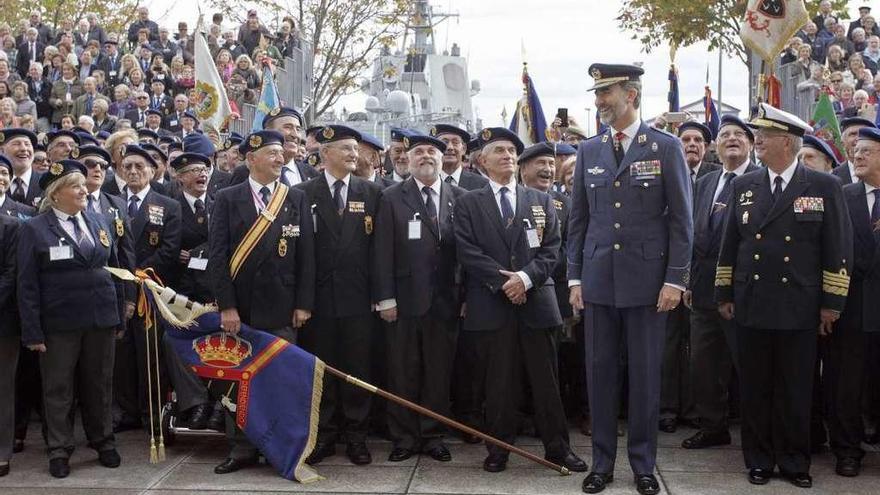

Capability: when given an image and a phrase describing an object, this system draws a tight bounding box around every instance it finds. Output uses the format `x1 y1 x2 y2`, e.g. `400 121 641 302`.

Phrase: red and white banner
741 0 809 63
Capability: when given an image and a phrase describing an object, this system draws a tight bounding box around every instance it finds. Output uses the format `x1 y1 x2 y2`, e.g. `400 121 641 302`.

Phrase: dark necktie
771 176 783 205
444 175 455 185
871 189 880 234
333 180 344 215
613 131 626 165
87 194 99 214
68 215 94 252
194 197 206 224
128 195 139 217
499 186 514 227
86 94 94 115
710 172 736 229
690 169 696 185
280 167 291 186
259 186 271 208
423 185 438 230
11 177 25 203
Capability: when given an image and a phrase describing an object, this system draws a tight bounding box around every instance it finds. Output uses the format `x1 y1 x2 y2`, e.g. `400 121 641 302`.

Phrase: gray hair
621 80 642 109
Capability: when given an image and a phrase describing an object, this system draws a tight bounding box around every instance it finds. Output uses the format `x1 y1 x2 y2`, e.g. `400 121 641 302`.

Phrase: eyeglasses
32 156 48 163
181 166 208 175
83 158 109 170
122 162 150 171
137 96 149 99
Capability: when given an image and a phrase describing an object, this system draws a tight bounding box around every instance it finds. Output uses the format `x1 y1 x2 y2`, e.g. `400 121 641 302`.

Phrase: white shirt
183 191 207 214
609 118 642 154
712 159 751 204
392 171 407 183
324 170 350 206
847 161 860 184
52 208 95 245
488 178 533 291
867 182 878 216
87 190 102 213
689 163 702 183
126 184 151 212
282 159 302 186
767 158 798 194
248 177 278 212
114 170 127 194
12 168 32 196
439 166 464 186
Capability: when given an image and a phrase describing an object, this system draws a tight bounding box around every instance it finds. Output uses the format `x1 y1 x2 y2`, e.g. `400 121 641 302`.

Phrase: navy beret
75 132 99 147
305 125 324 136
475 127 524 155
857 126 880 144
518 142 556 164
840 117 877 131
145 109 163 117
315 125 362 144
803 135 839 167
96 131 111 140
182 110 199 123
167 141 183 153
587 63 644 91
402 134 446 153
262 106 303 129
76 145 112 163
159 135 177 145
719 115 754 142
46 129 81 145
239 130 285 155
137 128 160 141
678 121 713 143
390 127 413 142
124 144 158 168
360 132 385 152
430 124 470 143
140 143 168 163
182 133 216 157
171 152 211 171
0 155 11 173
39 159 87 190
555 143 577 156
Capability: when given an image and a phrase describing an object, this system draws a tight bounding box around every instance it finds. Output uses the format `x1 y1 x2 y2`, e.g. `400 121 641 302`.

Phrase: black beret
857 126 880 144
0 154 11 173
305 125 324 137
182 110 199 123
74 132 99 147
140 143 168 163
475 127 524 155
39 159 87 190
76 145 112 163
124 144 158 168
803 135 840 167
678 121 713 143
587 63 644 91
137 128 160 142
145 109 163 117
46 129 81 145
466 138 480 154
719 115 754 142
262 106 303 129
171 152 211 171
840 117 877 132
239 130 285 155
360 132 385 152
430 124 470 142
402 134 446 153
555 143 577 155
518 142 556 164
390 127 412 142
315 125 362 144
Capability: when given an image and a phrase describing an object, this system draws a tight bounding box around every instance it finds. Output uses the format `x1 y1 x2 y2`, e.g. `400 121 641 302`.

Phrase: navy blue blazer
454 184 562 331
95 191 137 304
690 163 759 310
832 162 855 185
567 123 693 308
0 195 36 219
129 188 182 281
0 216 19 337
16 210 122 345
837 182 880 333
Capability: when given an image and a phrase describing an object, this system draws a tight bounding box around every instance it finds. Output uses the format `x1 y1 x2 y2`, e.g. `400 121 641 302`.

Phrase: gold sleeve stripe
823 284 849 297
823 270 850 282
715 277 732 287
823 279 849 289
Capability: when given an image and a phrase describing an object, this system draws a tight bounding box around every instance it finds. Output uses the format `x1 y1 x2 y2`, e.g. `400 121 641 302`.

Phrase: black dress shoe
49 458 70 478
214 456 257 474
681 430 732 449
12 439 23 453
658 418 677 433
748 468 772 485
582 472 613 493
186 403 211 430
781 471 812 488
424 445 452 462
346 442 372 465
635 474 660 495
388 447 414 462
98 449 122 468
836 456 861 477
0 462 9 477
483 453 508 473
305 441 336 465
546 451 588 472
206 403 226 431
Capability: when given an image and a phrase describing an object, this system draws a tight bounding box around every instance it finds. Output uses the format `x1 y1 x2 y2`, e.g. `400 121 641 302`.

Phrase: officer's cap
315 125 362 144
39 159 87 190
587 63 644 91
803 135 839 167
430 124 470 143
262 106 303 129
748 103 813 137
239 130 285 155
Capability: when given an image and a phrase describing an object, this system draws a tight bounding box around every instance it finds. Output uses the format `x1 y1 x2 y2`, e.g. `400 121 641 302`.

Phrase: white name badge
169 120 178 126
408 220 421 240
526 229 540 248
50 245 74 261
188 257 208 271
109 71 117 77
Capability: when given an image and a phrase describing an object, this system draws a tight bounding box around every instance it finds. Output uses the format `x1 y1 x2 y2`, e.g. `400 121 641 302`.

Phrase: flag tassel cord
324 365 571 476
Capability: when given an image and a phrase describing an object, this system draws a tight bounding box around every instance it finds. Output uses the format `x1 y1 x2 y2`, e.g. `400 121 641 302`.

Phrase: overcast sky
145 0 862 131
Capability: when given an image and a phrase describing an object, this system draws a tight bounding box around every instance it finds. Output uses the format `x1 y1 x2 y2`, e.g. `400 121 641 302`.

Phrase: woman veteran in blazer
16 160 124 479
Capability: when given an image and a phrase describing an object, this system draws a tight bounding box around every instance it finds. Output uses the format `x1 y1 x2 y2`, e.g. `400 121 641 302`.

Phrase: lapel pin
637 134 647 144
651 142 658 152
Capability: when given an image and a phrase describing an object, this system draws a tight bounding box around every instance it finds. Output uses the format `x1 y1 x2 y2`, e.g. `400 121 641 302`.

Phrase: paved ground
2 424 880 494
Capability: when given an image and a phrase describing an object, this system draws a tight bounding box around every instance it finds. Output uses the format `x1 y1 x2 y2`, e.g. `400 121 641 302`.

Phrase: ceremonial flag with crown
114 269 324 483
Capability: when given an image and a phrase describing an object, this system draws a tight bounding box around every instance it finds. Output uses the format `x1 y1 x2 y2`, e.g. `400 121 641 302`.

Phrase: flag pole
323 365 571 476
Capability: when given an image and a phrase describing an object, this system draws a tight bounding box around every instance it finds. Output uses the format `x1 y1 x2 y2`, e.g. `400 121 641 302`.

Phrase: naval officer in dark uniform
568 64 692 495
715 103 852 488
683 115 758 450
208 130 316 474
823 127 880 477
0 211 18 477
374 133 465 463
455 127 586 474
2 128 43 209
0 154 35 218
17 160 124 478
297 125 383 466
